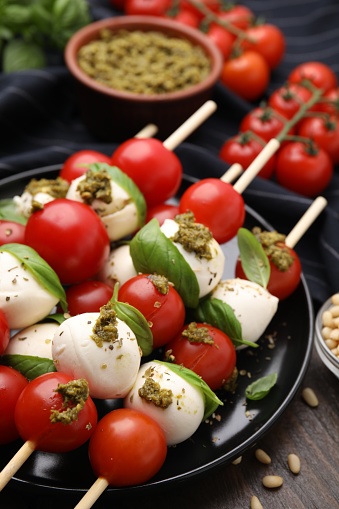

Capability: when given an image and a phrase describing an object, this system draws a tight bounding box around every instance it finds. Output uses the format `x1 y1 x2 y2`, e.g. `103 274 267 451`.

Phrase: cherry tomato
0 366 28 445
216 5 254 30
118 273 186 349
111 138 183 208
288 62 338 93
146 203 180 225
0 308 10 355
206 24 235 61
14 372 98 453
235 243 302 300
239 106 295 143
0 220 26 246
275 141 333 197
24 199 110 285
65 280 114 315
314 87 339 116
179 178 245 243
172 9 200 28
59 150 112 183
220 50 270 102
268 83 313 120
219 133 276 180
297 115 339 164
88 408 167 487
164 322 236 390
240 24 286 70
179 0 220 20
124 0 171 16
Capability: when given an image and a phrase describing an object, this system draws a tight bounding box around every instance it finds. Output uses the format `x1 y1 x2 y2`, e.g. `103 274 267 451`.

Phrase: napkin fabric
1 0 339 307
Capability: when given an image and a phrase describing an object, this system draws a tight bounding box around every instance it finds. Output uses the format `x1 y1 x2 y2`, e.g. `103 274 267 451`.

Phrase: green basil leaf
156 360 223 420
89 163 147 229
130 219 200 308
2 354 56 381
114 300 153 357
0 199 27 224
1 243 67 311
42 313 66 325
189 296 258 349
3 39 46 73
245 372 277 401
237 228 270 289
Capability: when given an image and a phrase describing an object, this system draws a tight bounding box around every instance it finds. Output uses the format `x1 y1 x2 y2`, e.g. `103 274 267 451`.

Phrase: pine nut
232 456 242 465
250 495 264 509
301 387 319 408
325 338 338 349
331 293 339 305
288 453 301 474
262 475 283 488
255 448 271 464
329 305 339 317
322 310 334 327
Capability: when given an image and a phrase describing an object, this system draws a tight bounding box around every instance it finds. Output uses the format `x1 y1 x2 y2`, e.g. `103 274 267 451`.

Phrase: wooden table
1 341 338 509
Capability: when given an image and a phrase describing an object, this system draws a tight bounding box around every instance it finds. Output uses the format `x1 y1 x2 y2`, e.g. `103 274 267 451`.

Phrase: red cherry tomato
216 5 254 30
111 138 183 208
0 366 28 445
172 9 200 28
0 220 26 246
206 24 235 60
59 150 112 183
297 115 339 164
239 106 295 143
179 178 245 243
268 83 313 120
124 0 171 16
240 24 285 70
66 280 113 315
179 0 220 20
164 322 236 390
88 408 167 487
0 308 10 355
24 199 110 285
314 87 339 116
14 372 98 452
275 141 333 197
288 62 337 93
235 243 302 300
219 133 276 180
146 203 180 225
118 273 186 349
220 50 270 102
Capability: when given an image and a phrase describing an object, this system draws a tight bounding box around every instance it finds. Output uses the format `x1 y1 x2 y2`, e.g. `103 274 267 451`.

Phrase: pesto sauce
252 227 294 272
91 303 119 347
138 376 173 409
76 169 112 205
182 322 214 345
148 274 169 295
25 177 69 198
50 378 89 425
173 211 213 260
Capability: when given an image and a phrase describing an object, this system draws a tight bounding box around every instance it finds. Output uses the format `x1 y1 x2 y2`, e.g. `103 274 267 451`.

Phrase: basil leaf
130 219 200 308
2 354 56 381
3 39 46 73
89 163 147 229
1 243 67 311
237 228 270 289
115 301 153 357
156 360 223 420
0 199 27 224
189 296 258 349
245 372 277 401
42 313 66 325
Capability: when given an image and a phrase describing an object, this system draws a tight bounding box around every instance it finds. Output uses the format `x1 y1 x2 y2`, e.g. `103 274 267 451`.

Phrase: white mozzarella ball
124 361 205 446
160 219 225 298
13 191 55 218
0 251 59 330
96 244 137 288
66 176 139 241
52 312 142 399
211 278 279 346
5 322 59 359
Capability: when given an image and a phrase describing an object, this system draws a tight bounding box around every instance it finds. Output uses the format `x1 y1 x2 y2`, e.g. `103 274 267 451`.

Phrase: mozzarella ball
160 219 225 298
13 191 55 218
52 312 142 399
5 322 59 359
96 244 137 288
124 361 205 445
0 251 59 329
211 278 279 346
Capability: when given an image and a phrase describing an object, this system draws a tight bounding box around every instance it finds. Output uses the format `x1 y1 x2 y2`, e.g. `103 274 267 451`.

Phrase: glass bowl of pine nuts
314 293 339 378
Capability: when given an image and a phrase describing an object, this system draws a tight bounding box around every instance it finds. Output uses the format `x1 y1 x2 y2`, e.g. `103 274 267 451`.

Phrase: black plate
0 161 314 500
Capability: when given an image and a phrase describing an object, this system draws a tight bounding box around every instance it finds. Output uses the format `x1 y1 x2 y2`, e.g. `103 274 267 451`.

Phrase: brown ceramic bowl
64 15 223 141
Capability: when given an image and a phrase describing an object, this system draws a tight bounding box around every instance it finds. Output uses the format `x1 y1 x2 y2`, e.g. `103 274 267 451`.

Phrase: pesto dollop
25 177 69 198
138 375 173 409
182 321 214 345
91 303 119 347
252 227 294 272
76 169 112 205
173 211 213 260
148 273 169 295
50 378 89 425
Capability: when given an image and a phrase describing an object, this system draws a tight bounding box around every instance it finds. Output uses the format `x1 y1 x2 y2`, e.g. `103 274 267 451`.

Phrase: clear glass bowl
314 297 339 379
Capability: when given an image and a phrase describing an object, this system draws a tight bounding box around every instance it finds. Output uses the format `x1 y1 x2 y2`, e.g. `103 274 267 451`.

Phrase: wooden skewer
162 100 217 151
0 440 35 491
74 477 109 509
220 162 243 183
285 196 328 249
134 124 158 138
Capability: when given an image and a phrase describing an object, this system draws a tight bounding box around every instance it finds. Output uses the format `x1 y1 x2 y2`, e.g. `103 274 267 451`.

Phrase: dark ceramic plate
0 159 314 500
